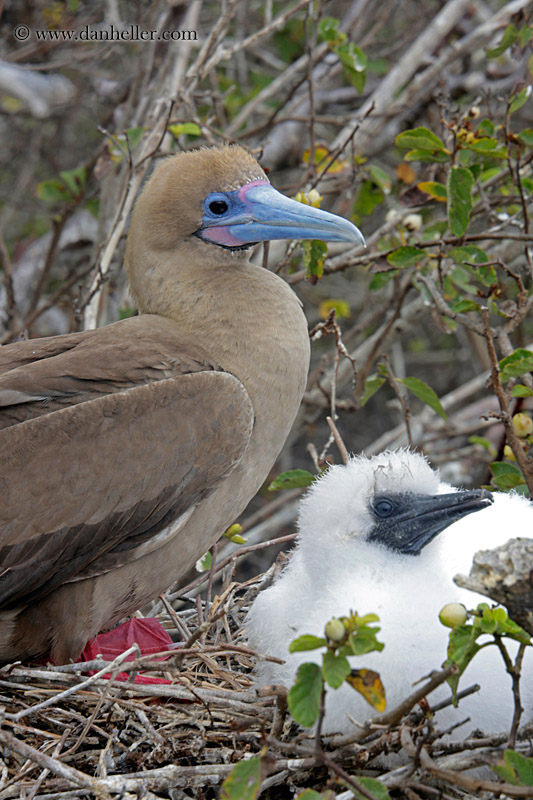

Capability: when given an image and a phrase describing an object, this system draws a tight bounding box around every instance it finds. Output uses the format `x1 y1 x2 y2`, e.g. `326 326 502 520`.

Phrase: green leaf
297 791 335 800
221 756 262 800
449 245 494 285
268 469 315 491
480 165 502 182
288 662 322 727
124 126 145 150
499 348 533 383
118 307 136 320
512 385 533 398
317 16 346 47
289 635 327 653
467 138 508 159
478 119 495 137
399 376 446 419
352 180 384 220
36 179 69 203
348 626 384 656
368 270 399 290
368 164 391 194
510 86 531 114
517 128 533 148
486 23 519 58
85 197 99 218
361 376 386 406
447 166 474 236
468 435 496 456
404 149 450 163
451 299 480 313
59 165 86 197
168 122 201 137
395 127 448 153
482 607 530 644
350 777 390 800
337 43 367 93
493 750 533 786
322 651 351 689
386 246 425 268
418 180 447 201
446 624 481 700
303 239 328 282
520 24 533 47
490 461 527 490
450 266 476 293
195 551 212 572
318 298 350 319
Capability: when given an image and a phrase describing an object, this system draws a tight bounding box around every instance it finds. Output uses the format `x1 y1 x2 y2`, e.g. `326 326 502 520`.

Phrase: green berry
325 618 346 642
439 603 468 628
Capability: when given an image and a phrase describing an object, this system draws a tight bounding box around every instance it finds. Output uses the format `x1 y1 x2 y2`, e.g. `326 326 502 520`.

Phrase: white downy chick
246 450 533 736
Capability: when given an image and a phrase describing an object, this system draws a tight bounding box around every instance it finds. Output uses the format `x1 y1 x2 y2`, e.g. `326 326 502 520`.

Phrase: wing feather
0 342 254 609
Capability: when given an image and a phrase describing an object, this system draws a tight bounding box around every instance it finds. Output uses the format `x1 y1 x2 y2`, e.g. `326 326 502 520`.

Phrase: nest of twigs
0 557 531 800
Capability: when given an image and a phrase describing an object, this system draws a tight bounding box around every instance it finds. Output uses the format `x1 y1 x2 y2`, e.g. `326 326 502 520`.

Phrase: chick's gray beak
368 489 494 556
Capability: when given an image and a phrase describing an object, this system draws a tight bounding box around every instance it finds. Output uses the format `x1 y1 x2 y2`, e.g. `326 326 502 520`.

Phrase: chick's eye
374 498 394 517
209 200 229 215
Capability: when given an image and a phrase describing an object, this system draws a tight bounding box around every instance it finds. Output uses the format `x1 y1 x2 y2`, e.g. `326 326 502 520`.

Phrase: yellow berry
439 603 468 628
512 413 533 438
504 445 516 461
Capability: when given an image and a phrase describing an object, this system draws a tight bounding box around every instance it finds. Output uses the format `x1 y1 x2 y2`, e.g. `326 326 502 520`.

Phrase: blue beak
196 180 365 249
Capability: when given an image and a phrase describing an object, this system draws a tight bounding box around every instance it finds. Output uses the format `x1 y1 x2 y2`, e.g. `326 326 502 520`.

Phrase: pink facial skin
237 179 269 200
201 227 245 247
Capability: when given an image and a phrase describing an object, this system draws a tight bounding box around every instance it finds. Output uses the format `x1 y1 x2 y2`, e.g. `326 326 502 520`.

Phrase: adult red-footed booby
247 450 533 736
0 145 364 664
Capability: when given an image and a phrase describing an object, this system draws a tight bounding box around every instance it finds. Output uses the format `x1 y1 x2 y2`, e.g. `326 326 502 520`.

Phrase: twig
327 416 350 465
3 645 139 722
481 307 533 493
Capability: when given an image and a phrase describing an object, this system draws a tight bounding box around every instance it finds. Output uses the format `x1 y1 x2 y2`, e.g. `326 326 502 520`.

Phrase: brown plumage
0 145 362 663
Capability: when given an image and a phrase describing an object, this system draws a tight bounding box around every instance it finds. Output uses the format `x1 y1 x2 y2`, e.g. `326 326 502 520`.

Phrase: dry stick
308 102 375 193
492 635 527 750
166 533 298 600
159 592 193 640
25 211 72 320
26 728 70 800
83 0 199 331
9 261 96 340
335 0 531 157
382 353 413 448
287 232 533 286
318 749 385 800
401 727 533 798
0 727 109 799
327 416 349 466
327 663 458 749
3 645 139 723
481 307 533 494
0 235 15 330
332 0 474 152
198 0 311 81
504 99 533 278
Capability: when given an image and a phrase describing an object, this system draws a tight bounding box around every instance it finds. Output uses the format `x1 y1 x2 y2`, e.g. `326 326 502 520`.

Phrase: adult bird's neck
126 238 310 456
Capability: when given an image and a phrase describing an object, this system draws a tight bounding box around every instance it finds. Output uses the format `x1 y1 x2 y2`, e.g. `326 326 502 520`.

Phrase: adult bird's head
125 145 364 313
297 449 493 573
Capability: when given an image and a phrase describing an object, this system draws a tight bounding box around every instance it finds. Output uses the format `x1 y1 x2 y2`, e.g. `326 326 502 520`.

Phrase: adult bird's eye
209 200 229 215
373 498 394 517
